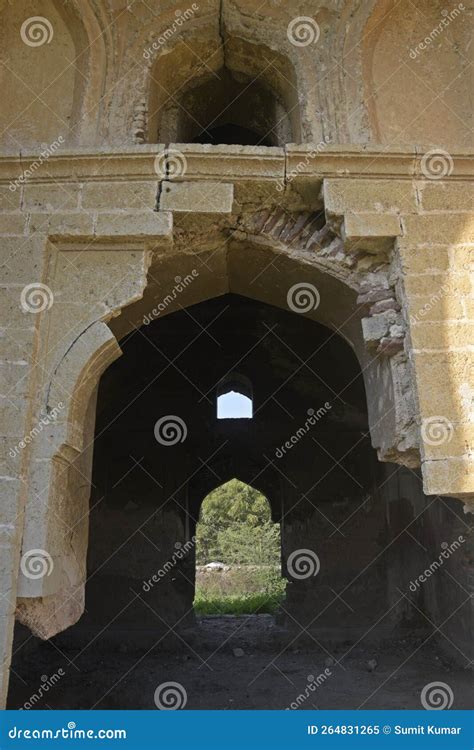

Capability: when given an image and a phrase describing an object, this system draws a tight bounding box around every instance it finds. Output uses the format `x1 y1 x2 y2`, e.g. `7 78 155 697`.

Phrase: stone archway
2 145 472 710
14 226 407 640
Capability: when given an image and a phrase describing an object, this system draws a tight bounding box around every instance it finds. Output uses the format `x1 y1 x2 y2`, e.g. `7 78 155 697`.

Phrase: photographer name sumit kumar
394 725 461 735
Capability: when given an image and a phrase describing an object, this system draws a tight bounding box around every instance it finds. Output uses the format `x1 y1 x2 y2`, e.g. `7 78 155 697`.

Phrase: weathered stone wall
0 1 471 150
380 465 472 665
1 144 473 706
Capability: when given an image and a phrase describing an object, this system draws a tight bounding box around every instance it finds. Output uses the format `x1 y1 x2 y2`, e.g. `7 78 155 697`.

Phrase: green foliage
196 479 275 565
194 591 284 616
217 522 281 566
194 480 286 615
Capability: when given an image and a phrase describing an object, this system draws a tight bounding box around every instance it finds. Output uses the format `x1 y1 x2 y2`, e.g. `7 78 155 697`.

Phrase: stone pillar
0 229 48 705
398 199 474 505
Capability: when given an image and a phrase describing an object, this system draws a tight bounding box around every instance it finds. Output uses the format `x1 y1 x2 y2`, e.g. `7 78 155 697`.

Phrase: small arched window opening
148 37 301 146
217 374 253 419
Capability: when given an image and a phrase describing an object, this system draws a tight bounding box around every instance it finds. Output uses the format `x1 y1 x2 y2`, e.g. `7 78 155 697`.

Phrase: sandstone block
418 181 474 212
324 179 416 214
82 181 158 210
422 457 474 497
403 214 474 244
94 210 172 241
0 187 22 212
0 215 25 235
344 212 402 239
24 183 80 212
159 181 234 213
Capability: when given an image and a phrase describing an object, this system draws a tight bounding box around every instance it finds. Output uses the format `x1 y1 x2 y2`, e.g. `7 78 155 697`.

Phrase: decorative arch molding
337 0 379 143
46 321 121 452
15 322 121 637
15 245 153 638
95 0 402 147
56 0 109 145
111 8 322 145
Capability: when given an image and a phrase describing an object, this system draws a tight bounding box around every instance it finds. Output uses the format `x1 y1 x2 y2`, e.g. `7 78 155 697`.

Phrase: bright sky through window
217 391 253 419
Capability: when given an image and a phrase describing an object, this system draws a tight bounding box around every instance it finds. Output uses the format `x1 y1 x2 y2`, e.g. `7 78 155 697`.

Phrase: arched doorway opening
70 293 375 646
194 479 285 616
9 271 467 710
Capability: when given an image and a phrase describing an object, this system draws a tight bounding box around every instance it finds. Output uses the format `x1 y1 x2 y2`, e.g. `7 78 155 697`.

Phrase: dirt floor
7 615 471 710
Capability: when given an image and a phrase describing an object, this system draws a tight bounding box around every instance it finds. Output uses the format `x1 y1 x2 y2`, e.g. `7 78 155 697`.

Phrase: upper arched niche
360 0 472 147
148 34 301 146
0 0 94 150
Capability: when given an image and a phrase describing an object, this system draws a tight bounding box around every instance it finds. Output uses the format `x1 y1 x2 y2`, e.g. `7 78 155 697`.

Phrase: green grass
194 590 285 616
194 565 286 615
